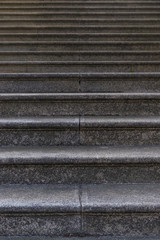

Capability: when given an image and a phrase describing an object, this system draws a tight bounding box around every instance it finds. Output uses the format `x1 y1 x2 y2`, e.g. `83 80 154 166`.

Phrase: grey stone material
1 61 160 73
80 116 160 146
0 0 160 237
1 145 160 165
0 72 160 93
82 213 160 236
0 184 80 213
0 6 159 12
1 2 160 7
0 146 159 184
80 116 160 128
0 164 159 184
0 130 79 146
0 116 79 129
0 26 160 34
0 73 79 93
0 33 160 41
0 237 160 240
0 214 81 236
0 41 159 51
0 183 159 213
81 184 160 213
0 183 159 236
1 93 160 116
0 116 79 146
0 12 159 20
1 19 160 26
0 51 160 61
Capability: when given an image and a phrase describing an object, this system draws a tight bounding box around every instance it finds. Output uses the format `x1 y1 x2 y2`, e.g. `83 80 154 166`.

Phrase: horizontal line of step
0 183 159 213
0 145 160 164
0 26 158 33
0 145 159 184
1 72 159 93
1 92 160 116
0 51 159 61
0 33 159 41
0 19 160 25
1 92 160 100
0 41 158 50
0 12 159 18
0 6 159 10
0 61 159 72
0 116 160 129
1 3 160 7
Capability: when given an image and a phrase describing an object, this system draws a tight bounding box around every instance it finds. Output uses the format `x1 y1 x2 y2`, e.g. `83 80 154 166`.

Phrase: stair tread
1 92 160 100
0 183 159 213
0 145 160 164
81 116 160 128
0 116 79 129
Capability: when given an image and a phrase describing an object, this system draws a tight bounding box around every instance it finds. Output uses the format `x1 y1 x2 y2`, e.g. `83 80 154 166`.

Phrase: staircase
0 0 159 239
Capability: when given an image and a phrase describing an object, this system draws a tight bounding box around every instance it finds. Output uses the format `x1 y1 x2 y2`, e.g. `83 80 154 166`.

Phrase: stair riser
0 20 160 25
0 214 81 236
0 77 160 93
0 27 159 33
0 79 79 93
0 63 159 72
0 128 160 146
80 128 160 146
0 130 79 146
0 43 158 50
83 214 160 236
0 100 160 116
0 34 159 41
0 8 159 12
1 3 160 7
0 53 159 61
82 78 160 93
0 164 159 184
0 213 158 237
0 13 159 19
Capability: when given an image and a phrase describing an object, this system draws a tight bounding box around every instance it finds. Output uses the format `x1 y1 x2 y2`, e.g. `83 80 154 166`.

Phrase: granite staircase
0 0 159 239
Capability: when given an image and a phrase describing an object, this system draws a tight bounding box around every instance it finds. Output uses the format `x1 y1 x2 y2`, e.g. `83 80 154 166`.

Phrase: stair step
1 1 160 7
0 12 159 19
0 51 159 61
0 61 159 72
0 183 158 236
1 93 160 116
0 26 159 33
0 73 159 93
80 116 160 146
0 145 159 184
0 33 159 41
0 237 159 240
0 116 160 146
0 7 159 12
0 116 79 146
0 19 160 26
0 41 159 51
